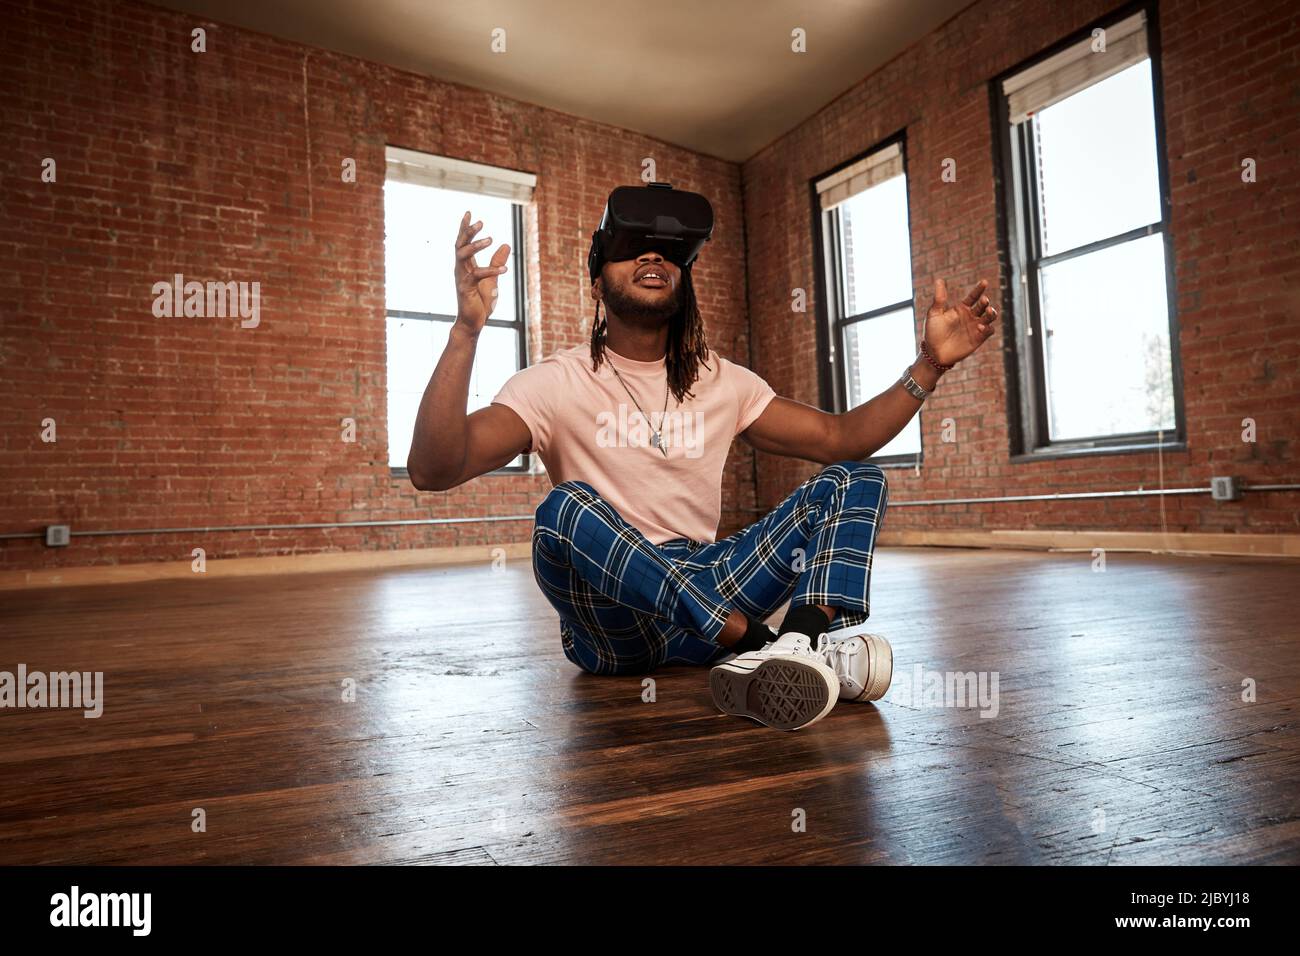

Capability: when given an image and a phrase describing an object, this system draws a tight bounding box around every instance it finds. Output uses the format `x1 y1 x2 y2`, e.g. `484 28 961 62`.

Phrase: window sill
389 466 532 481
1010 440 1187 464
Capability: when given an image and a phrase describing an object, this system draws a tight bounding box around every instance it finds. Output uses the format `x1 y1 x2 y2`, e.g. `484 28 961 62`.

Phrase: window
383 147 535 472
997 7 1181 454
814 138 921 462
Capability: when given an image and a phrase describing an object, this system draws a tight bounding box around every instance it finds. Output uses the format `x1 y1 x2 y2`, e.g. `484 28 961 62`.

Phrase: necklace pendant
607 357 672 459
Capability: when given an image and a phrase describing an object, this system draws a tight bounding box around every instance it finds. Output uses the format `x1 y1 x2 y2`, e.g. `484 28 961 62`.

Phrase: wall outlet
1210 476 1242 502
44 524 71 547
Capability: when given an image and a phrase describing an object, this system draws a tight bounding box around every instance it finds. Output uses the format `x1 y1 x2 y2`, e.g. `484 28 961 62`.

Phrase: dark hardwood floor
1 546 1297 865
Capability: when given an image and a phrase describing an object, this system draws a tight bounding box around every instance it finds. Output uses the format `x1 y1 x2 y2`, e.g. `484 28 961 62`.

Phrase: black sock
778 604 831 641
731 615 776 654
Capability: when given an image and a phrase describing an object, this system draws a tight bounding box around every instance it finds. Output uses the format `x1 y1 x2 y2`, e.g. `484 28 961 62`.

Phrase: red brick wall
0 0 754 569
3 0 1295 574
744 0 1299 535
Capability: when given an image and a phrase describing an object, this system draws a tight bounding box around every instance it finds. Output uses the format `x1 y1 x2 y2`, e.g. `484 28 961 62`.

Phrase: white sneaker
709 633 840 731
816 626 893 702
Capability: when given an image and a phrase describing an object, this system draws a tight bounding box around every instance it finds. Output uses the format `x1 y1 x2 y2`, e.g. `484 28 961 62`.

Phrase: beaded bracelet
919 339 954 373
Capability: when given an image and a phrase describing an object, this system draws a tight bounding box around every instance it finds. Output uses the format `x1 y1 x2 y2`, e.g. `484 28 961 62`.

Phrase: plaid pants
531 460 889 676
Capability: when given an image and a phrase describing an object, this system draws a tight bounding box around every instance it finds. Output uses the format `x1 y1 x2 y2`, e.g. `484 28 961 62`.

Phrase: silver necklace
606 353 671 456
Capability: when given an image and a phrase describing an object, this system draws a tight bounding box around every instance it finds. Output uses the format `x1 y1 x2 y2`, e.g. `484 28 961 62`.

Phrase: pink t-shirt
491 344 776 544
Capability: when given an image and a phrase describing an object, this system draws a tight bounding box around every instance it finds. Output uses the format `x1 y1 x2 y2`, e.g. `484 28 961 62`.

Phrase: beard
601 275 682 326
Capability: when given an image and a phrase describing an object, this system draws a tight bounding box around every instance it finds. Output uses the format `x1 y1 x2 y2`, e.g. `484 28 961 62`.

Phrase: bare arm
740 356 942 463
741 277 998 462
407 212 531 491
407 327 532 490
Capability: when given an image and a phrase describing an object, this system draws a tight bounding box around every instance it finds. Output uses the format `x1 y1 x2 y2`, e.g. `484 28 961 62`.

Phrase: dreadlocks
589 266 712 405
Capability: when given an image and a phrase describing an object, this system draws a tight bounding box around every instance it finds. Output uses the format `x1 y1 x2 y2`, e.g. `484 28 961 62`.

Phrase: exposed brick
0 0 752 568
743 0 1300 535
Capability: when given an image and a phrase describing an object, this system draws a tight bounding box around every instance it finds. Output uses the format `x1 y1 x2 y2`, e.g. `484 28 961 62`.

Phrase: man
407 196 997 731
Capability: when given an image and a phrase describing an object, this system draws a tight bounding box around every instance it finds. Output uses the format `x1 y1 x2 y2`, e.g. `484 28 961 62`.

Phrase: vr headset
587 182 714 284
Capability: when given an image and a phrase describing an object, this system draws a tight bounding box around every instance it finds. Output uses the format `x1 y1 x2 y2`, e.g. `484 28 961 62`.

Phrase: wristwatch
899 369 932 402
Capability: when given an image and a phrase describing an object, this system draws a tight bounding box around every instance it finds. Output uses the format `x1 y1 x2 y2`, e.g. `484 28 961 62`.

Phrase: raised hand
454 211 510 335
921 277 999 367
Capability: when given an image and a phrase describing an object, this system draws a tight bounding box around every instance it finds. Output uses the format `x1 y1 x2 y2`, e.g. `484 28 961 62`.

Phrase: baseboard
878 529 1300 558
4 529 1295 591
0 541 535 591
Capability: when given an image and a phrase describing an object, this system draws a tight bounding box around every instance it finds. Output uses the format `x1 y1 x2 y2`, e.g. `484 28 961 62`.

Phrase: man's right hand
454 211 511 335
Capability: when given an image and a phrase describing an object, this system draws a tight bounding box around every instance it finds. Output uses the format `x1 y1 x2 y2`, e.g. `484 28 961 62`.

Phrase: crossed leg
531 460 889 676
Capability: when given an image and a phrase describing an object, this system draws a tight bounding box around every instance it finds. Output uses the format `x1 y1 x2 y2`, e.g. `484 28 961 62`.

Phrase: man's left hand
922 277 999 367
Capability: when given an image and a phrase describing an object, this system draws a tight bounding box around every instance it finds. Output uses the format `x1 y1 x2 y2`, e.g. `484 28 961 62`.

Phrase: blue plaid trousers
531 460 889 675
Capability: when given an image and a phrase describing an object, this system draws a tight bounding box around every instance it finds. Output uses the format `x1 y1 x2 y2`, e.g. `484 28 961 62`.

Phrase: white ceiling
151 0 973 163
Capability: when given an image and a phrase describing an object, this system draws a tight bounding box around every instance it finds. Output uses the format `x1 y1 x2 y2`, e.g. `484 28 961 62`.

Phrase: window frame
385 184 531 479
810 129 922 468
991 0 1186 460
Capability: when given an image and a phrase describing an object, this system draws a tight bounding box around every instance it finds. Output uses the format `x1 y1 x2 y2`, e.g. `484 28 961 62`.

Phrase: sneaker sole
709 658 837 731
846 634 894 702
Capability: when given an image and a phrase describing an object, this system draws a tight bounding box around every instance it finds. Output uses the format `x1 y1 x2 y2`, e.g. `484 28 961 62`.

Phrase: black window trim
810 128 922 469
388 200 530 479
990 0 1186 460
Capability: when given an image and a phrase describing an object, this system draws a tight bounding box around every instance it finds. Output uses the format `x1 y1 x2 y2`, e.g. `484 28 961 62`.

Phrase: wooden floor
1 546 1298 865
